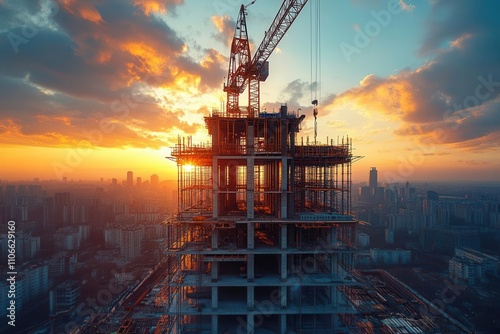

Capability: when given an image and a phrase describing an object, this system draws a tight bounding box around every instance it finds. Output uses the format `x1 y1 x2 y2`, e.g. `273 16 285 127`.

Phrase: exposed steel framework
164 1 362 332
165 105 361 333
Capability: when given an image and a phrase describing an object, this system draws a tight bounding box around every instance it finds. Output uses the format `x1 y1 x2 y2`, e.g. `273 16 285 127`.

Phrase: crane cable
310 0 321 144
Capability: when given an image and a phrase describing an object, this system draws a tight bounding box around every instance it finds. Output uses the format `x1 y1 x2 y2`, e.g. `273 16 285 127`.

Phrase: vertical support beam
211 262 219 282
331 253 338 276
212 228 219 249
280 107 288 219
247 220 255 283
211 315 218 334
212 286 218 309
280 224 287 249
280 286 287 308
248 222 254 249
331 285 338 308
280 314 287 334
247 254 255 282
281 253 287 282
247 286 255 310
247 161 255 219
213 158 219 218
228 162 237 210
330 225 337 246
246 314 254 334
289 122 295 218
281 157 288 219
212 119 220 218
247 124 255 219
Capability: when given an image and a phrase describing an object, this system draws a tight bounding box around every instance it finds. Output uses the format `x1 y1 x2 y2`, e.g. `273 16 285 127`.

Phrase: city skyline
1 1 499 182
2 166 499 332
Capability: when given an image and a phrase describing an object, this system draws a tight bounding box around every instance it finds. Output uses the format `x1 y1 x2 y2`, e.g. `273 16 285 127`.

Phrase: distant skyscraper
426 190 440 228
150 174 159 187
136 177 142 187
127 171 133 187
55 192 71 227
369 167 377 196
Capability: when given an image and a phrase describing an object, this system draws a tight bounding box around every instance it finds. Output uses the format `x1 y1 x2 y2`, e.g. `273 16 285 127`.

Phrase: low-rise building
370 248 411 265
455 248 498 275
449 257 482 285
49 280 81 316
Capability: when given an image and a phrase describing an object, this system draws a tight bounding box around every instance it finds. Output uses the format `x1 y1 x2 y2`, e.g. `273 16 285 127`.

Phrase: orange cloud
201 49 225 69
211 15 234 47
450 33 473 49
328 73 419 121
133 0 183 16
59 0 104 24
122 41 167 75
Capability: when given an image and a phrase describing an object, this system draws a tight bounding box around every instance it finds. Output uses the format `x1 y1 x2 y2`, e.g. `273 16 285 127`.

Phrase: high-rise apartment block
120 227 142 260
127 171 134 187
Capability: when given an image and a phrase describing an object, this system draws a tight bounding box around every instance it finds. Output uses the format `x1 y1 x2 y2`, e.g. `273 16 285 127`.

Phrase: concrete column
211 262 218 282
247 157 255 219
281 286 287 309
330 226 337 246
248 222 254 249
228 163 237 210
280 224 287 249
332 286 338 308
212 228 219 249
211 286 218 309
280 314 287 334
280 157 288 219
331 253 338 276
247 286 255 310
211 315 218 334
247 314 254 333
281 253 287 281
248 221 255 282
247 254 255 282
213 158 218 218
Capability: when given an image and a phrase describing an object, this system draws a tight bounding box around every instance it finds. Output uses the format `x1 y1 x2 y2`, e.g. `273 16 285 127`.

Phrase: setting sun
183 164 194 172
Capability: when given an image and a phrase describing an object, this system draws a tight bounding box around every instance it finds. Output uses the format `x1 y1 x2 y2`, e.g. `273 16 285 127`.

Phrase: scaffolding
164 104 361 333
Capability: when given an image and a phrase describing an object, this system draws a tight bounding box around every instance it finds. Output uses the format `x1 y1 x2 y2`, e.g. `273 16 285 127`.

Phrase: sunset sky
1 0 499 183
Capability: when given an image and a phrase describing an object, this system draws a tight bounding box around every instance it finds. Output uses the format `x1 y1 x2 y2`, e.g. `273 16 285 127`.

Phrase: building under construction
164 1 359 333
163 103 359 333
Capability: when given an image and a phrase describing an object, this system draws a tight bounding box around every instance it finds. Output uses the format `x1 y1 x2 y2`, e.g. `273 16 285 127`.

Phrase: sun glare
183 164 194 172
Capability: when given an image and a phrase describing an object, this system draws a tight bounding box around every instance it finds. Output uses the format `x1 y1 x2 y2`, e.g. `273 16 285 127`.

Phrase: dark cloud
420 0 498 54
0 0 224 148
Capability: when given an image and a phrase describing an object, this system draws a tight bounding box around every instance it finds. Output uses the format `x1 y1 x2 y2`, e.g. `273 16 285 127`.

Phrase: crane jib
224 0 309 116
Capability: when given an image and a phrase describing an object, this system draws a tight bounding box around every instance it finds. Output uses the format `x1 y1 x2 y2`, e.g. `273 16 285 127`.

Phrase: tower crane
223 0 310 117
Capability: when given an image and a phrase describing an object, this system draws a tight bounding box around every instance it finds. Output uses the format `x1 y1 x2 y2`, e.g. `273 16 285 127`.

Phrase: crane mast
224 4 251 115
224 0 309 117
